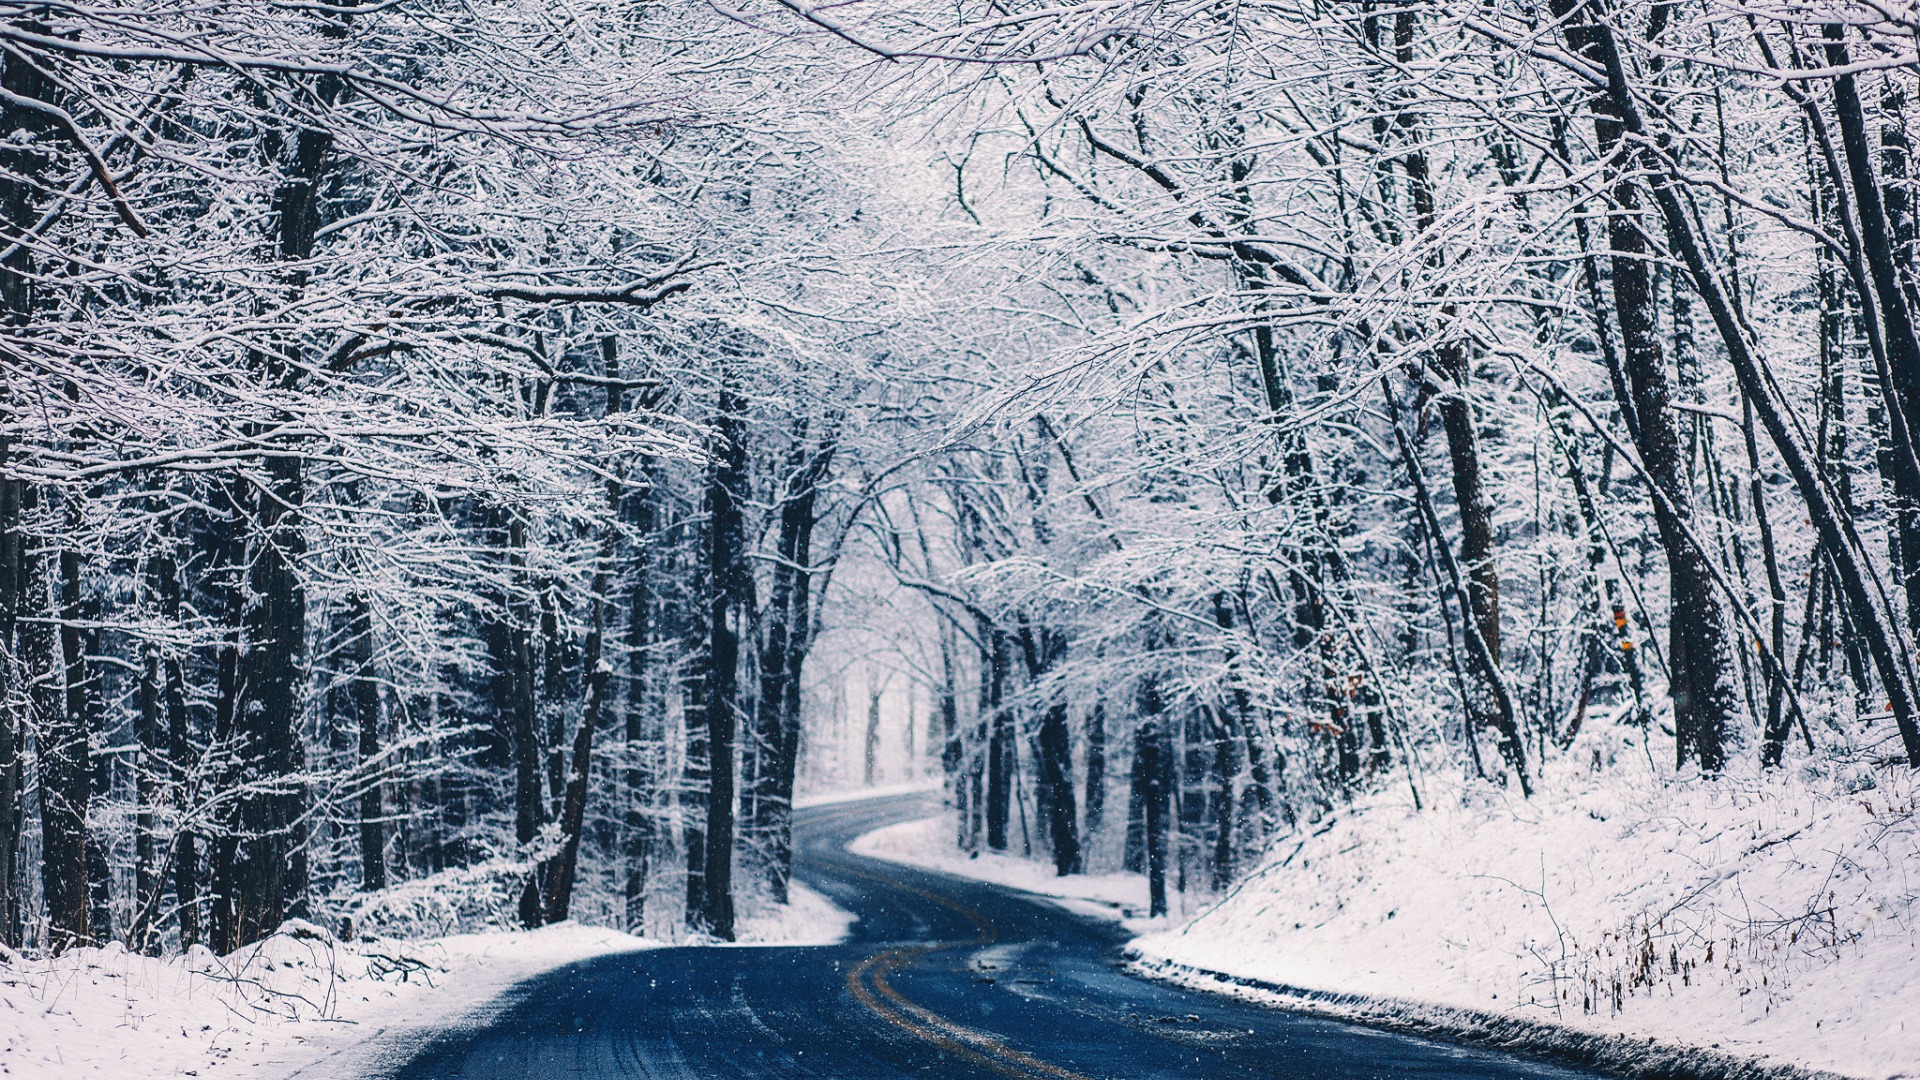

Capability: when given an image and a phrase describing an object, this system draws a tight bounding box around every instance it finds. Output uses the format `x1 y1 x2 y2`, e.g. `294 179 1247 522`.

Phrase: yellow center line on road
819 852 1103 1080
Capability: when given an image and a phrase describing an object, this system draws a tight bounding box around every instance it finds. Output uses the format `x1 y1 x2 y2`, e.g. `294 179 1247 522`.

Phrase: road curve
383 794 1598 1079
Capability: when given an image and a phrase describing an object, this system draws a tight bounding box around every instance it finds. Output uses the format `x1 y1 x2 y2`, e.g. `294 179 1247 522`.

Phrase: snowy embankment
850 814 1161 927
1129 734 1920 1079
856 732 1920 1080
793 778 943 810
0 883 853 1079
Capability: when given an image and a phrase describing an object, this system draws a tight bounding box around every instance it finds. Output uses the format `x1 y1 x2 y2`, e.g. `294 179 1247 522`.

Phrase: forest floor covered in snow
0 883 853 1079
859 728 1920 1080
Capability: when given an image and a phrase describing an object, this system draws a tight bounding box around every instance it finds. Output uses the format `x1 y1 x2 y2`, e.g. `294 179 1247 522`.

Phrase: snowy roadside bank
0 882 855 1079
854 740 1920 1080
0 920 652 1079
1125 954 1847 1080
849 813 1163 928
793 779 943 811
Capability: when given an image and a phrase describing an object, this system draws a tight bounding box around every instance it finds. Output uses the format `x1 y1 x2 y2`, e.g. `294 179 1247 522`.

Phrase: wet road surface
383 794 1599 1079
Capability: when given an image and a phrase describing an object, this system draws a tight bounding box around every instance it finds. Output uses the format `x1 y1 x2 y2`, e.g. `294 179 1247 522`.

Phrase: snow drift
1131 727 1920 1079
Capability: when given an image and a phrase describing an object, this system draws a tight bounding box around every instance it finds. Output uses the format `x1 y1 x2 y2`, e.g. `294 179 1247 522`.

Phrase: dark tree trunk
155 547 199 949
1082 701 1106 843
0 30 54 949
759 493 819 904
984 629 1012 852
1207 707 1237 892
226 450 308 945
214 54 347 945
539 532 614 925
1012 620 1078 875
1825 27 1920 639
1034 702 1080 875
748 457 801 896
539 340 632 925
1550 0 1740 771
539 578 571 810
1386 381 1532 792
1178 707 1206 893
344 585 386 892
1123 726 1145 874
863 682 882 786
207 483 245 953
496 511 544 930
1395 7 1509 753
622 473 657 932
37 521 88 949
133 637 162 951
1135 677 1171 918
62 507 115 946
699 381 749 941
0 32 87 947
0 445 24 948
1557 0 1920 764
682 602 710 933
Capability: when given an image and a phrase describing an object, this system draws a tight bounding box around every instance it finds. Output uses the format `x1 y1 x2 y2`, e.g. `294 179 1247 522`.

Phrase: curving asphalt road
383 794 1599 1080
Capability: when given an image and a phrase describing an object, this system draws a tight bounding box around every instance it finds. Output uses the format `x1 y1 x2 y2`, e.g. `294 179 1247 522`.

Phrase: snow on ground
851 813 1166 928
793 779 942 810
0 920 651 1079
1130 726 1920 1080
731 882 859 946
0 885 857 1078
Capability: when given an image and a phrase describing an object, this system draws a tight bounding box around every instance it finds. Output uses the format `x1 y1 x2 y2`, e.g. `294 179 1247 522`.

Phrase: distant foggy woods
0 0 1915 954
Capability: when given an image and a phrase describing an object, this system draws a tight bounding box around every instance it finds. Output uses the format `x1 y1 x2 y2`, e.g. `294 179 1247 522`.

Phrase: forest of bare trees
0 0 1916 960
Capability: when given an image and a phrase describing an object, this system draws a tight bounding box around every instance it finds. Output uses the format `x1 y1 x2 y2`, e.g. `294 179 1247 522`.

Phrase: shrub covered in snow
346 857 540 941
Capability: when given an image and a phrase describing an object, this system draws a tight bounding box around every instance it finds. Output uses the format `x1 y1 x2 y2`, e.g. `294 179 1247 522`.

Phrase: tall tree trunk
1825 27 1920 639
60 504 114 945
37 512 88 949
28 549 81 949
1034 701 1079 875
226 448 308 945
498 511 544 930
539 340 631 925
984 629 1012 852
700 380 748 941
539 530 614 925
1386 381 1532 792
217 55 348 945
0 27 62 949
1082 700 1106 845
133 634 162 952
538 582 565 809
1135 675 1171 918
682 599 710 933
1016 620 1078 875
622 473 656 932
0 443 23 947
863 680 882 785
763 459 824 904
343 584 386 892
1556 0 1920 764
1551 0 1740 770
154 543 199 949
1394 7 1510 759
1207 706 1237 892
